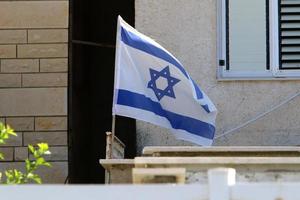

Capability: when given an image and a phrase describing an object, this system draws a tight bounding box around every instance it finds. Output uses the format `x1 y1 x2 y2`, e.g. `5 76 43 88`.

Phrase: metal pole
111 115 116 141
110 115 116 158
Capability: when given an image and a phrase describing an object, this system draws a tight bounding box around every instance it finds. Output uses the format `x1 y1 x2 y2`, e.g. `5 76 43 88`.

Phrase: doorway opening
69 0 136 183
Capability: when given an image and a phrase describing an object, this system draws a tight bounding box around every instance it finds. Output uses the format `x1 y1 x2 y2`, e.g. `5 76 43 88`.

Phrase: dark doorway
68 0 136 183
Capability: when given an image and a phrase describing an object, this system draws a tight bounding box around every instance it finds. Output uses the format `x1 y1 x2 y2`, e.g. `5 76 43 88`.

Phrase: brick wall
0 0 68 183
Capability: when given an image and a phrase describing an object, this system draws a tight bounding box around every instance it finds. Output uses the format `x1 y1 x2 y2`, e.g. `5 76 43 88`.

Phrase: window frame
217 0 300 80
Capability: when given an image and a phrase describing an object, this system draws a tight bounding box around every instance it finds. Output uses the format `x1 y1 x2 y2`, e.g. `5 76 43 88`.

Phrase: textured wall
135 0 300 153
0 0 68 183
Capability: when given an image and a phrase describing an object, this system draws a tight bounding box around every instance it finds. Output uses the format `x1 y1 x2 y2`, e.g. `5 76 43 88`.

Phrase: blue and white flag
113 16 217 146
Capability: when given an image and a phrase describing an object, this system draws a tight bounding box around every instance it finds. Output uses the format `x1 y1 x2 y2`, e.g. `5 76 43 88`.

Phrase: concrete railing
100 146 300 184
100 156 300 184
142 146 300 157
2 168 300 200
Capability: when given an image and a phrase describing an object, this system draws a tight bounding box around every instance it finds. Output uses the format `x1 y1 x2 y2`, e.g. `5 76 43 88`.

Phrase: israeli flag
113 16 217 146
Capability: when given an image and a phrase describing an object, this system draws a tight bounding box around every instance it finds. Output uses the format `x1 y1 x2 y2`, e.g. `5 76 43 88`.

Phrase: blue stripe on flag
117 89 215 139
121 27 189 78
191 79 203 99
191 79 210 113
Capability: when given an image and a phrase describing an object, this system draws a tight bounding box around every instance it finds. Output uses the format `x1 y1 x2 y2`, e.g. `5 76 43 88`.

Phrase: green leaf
43 162 52 167
0 153 3 160
36 157 45 165
37 143 49 151
28 145 35 154
0 122 17 146
25 159 31 172
27 173 42 184
6 125 17 136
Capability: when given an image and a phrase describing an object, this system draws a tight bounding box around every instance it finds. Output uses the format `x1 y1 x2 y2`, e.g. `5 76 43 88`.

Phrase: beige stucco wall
135 0 300 153
0 0 68 183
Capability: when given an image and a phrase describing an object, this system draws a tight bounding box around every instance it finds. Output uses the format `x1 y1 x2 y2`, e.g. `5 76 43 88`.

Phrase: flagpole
108 115 116 159
111 115 116 142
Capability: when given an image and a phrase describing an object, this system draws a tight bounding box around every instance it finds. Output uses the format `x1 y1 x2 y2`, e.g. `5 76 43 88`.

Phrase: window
218 0 300 79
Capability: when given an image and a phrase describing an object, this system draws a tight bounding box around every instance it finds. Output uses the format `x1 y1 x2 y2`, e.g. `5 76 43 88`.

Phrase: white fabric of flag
113 16 217 146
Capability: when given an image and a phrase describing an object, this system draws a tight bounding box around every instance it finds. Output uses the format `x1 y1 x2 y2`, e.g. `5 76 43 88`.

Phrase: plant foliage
0 122 51 184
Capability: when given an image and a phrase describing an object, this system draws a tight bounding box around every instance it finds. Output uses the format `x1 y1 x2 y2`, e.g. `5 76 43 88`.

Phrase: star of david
147 66 180 101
